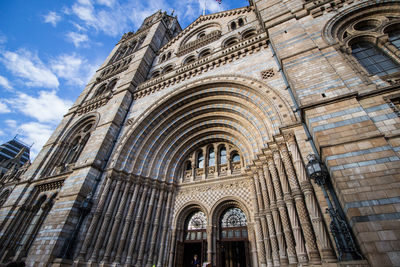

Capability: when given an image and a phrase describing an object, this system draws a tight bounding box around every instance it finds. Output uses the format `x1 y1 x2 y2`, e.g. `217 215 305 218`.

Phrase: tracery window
388 29 400 50
220 207 247 240
185 211 207 241
323 3 400 83
351 42 400 76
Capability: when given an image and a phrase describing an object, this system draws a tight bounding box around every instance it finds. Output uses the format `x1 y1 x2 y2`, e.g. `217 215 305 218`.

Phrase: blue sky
0 0 248 159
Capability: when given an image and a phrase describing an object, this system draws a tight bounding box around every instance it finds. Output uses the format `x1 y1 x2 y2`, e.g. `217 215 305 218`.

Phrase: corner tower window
351 42 400 76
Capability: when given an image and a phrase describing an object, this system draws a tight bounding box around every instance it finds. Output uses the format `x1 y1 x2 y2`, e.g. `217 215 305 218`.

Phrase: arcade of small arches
181 142 243 182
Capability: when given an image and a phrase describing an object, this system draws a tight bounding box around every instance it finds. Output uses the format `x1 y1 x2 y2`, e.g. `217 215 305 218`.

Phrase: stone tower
0 1 400 267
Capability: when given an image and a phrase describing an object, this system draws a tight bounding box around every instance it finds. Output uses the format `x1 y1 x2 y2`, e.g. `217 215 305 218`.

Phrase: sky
0 0 248 160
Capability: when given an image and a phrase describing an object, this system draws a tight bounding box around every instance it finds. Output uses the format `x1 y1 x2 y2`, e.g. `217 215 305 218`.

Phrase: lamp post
305 154 363 261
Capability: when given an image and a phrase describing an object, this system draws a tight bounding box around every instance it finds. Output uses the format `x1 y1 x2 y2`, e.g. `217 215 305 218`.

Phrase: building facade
0 0 399 266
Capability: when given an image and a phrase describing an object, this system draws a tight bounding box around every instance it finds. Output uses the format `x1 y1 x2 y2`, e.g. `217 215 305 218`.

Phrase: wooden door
175 241 184 267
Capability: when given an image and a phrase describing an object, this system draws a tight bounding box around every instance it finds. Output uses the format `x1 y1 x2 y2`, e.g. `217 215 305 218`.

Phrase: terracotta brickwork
0 1 399 267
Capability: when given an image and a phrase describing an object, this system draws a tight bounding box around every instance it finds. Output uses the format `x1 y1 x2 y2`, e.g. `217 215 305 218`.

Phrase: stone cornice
134 33 268 100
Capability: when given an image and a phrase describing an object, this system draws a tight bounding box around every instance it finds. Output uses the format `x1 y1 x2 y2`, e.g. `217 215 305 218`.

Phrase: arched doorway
217 207 250 267
176 210 207 267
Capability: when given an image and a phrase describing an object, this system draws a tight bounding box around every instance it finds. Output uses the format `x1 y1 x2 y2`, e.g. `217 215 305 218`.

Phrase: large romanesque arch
111 75 295 182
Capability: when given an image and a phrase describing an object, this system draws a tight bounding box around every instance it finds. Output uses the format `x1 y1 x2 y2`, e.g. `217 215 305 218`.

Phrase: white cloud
66 32 89 47
44 11 62 27
0 49 59 88
19 122 54 159
0 75 12 90
5 119 17 128
0 129 4 136
97 0 116 7
6 90 72 124
50 53 97 86
0 101 10 114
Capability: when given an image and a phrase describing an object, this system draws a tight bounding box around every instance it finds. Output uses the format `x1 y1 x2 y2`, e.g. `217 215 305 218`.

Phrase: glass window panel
232 153 240 162
191 232 196 240
352 42 400 76
197 232 202 240
235 230 241 237
208 147 215 166
220 147 227 164
242 229 248 237
222 231 227 238
197 151 204 168
389 29 400 50
203 232 207 239
228 230 234 238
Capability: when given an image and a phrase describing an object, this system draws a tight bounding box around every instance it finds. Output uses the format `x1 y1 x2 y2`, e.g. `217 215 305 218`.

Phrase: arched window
107 79 117 91
167 51 172 59
126 41 137 55
388 29 400 50
185 211 207 241
198 32 206 39
238 18 244 27
163 65 174 73
232 153 240 163
208 147 215 166
95 84 107 97
197 151 204 168
199 49 212 59
220 146 227 164
183 55 196 65
351 42 400 76
242 29 257 39
220 207 247 240
115 46 127 61
186 161 192 170
231 21 237 30
151 70 160 78
224 37 238 47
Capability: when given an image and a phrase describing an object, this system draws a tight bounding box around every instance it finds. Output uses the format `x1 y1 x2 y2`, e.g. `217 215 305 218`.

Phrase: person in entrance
190 254 201 267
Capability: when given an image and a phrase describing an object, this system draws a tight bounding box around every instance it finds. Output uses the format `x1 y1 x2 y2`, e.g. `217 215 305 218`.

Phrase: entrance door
218 207 250 267
179 210 207 267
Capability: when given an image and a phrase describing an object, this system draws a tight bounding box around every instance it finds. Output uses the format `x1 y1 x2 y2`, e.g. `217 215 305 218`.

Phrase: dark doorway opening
219 241 248 267
183 242 206 266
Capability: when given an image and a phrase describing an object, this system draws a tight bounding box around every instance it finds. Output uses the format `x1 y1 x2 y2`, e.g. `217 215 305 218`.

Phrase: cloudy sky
0 0 248 159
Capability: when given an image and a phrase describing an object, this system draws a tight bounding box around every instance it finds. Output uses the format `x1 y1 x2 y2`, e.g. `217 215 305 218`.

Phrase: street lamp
305 154 363 261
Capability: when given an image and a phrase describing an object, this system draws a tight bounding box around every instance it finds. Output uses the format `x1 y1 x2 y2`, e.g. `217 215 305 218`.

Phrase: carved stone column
136 185 158 265
125 180 150 265
157 186 174 267
146 186 166 267
114 180 140 263
168 227 177 267
279 141 321 263
247 223 259 267
78 173 113 260
250 173 267 267
206 225 213 263
102 179 131 262
267 152 297 265
262 163 281 266
273 146 307 263
257 166 273 267
286 134 336 262
90 177 122 262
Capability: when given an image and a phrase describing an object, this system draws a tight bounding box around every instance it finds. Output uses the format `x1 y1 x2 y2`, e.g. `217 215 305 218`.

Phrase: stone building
0 0 399 266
